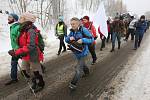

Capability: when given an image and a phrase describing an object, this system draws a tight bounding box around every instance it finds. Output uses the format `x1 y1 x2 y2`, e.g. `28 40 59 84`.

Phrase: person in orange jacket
82 16 98 65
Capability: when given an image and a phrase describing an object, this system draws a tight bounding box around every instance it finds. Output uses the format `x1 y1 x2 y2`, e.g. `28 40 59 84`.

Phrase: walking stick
17 64 37 97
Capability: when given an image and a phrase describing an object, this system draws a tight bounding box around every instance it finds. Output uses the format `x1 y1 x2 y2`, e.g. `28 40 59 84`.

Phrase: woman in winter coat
8 12 45 93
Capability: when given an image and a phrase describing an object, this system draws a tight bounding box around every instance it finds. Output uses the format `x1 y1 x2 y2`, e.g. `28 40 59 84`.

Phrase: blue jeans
11 57 18 80
112 32 121 48
134 32 144 49
71 57 88 85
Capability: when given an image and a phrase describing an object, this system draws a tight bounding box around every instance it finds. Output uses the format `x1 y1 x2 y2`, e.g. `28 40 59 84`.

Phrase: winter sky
123 0 150 15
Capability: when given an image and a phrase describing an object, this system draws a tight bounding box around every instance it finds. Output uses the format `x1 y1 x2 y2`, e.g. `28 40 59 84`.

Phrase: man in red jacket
82 16 97 65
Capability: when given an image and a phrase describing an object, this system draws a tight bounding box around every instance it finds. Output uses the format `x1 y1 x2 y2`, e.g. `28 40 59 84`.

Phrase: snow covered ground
99 30 150 100
115 33 150 100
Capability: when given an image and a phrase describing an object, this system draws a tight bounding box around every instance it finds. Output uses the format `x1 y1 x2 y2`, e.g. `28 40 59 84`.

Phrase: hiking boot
110 49 115 52
62 50 67 53
133 48 137 50
33 71 45 88
5 79 18 85
57 52 61 55
91 58 97 65
33 85 44 93
69 83 77 90
100 48 103 51
124 39 127 41
91 60 96 65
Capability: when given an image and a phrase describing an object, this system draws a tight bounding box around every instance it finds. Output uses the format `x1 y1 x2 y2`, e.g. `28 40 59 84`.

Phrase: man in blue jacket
134 15 147 50
65 17 94 90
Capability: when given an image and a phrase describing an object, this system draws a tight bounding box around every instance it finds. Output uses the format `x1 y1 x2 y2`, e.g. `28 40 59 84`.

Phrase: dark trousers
88 44 97 61
126 28 135 40
58 35 66 53
101 37 106 49
11 57 18 80
106 32 112 42
134 32 144 49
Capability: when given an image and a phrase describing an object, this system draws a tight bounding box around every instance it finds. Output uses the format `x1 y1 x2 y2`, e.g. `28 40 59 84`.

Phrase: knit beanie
83 16 90 21
9 13 19 21
19 12 36 23
58 16 64 22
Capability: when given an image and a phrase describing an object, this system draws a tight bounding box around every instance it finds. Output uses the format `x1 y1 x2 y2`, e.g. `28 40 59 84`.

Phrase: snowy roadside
98 30 150 100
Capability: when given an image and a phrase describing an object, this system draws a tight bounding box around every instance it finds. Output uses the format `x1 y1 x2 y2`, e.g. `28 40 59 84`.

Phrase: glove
8 50 16 57
94 35 98 40
17 52 27 58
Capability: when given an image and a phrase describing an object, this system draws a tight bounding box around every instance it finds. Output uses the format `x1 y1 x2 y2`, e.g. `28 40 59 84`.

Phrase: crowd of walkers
5 11 150 93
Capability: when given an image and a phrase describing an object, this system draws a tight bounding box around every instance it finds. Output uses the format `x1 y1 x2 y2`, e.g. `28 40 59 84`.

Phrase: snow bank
116 34 150 100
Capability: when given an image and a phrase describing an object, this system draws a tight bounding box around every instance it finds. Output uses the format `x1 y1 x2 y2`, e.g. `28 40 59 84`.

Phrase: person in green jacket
5 13 20 85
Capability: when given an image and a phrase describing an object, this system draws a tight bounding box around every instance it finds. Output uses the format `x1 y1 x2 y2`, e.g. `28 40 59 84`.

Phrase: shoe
5 79 18 85
110 49 115 52
100 48 103 51
69 83 77 90
34 86 44 93
133 48 137 50
91 58 97 65
91 61 96 65
30 84 44 93
31 71 45 93
124 39 127 41
62 50 67 53
57 52 60 55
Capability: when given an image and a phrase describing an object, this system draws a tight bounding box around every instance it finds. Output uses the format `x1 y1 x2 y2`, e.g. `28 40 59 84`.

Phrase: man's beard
8 19 14 24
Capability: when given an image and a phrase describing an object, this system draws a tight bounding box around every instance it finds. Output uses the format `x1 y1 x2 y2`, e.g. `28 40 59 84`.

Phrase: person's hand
77 39 82 44
8 50 16 57
70 37 75 41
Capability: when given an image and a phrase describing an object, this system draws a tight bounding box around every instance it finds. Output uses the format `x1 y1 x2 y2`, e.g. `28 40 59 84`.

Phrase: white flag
93 2 108 38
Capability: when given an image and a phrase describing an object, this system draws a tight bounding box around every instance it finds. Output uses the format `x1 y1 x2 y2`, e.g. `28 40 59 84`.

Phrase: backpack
37 30 45 52
80 26 93 39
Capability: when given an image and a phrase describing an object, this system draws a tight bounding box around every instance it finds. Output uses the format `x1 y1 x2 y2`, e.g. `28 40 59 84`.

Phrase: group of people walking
5 11 149 93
